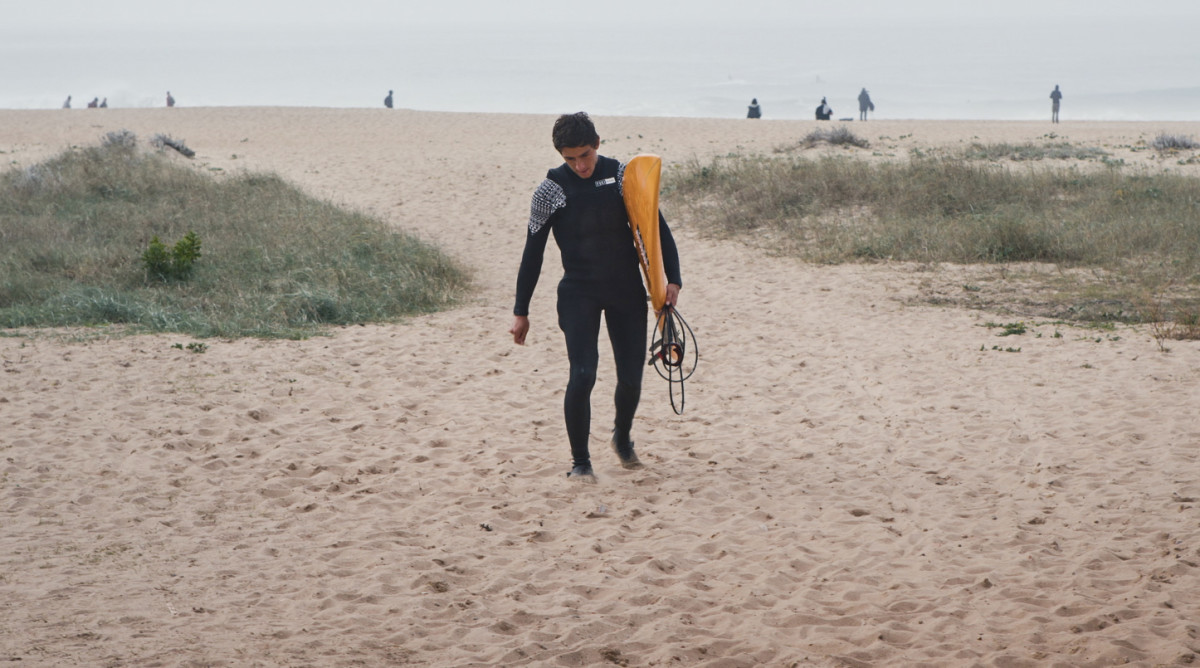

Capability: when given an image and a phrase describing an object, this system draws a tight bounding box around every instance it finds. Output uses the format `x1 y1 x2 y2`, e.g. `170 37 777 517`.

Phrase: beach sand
3 108 1200 666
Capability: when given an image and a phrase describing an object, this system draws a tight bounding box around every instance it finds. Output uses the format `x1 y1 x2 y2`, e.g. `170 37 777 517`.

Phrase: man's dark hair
552 112 600 151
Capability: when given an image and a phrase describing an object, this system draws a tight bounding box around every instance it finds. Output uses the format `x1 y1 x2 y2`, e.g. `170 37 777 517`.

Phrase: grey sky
8 0 1193 33
4 0 1198 117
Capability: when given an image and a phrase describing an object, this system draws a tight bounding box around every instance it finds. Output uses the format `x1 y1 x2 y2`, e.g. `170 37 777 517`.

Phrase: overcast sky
5 0 1197 117
8 0 1195 32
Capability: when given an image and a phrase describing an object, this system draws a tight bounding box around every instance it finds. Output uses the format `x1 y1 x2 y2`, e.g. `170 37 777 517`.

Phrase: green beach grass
664 139 1200 333
0 132 471 339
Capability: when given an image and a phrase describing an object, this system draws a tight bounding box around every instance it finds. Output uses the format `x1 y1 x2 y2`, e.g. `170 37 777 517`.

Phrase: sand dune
3 109 1200 666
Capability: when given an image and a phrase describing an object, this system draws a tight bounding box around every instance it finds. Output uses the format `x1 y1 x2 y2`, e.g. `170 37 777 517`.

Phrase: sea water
3 15 1198 121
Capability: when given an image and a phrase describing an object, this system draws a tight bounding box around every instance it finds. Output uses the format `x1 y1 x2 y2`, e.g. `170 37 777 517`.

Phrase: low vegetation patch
1152 133 1200 151
0 133 471 338
664 152 1200 334
960 141 1109 162
780 126 870 151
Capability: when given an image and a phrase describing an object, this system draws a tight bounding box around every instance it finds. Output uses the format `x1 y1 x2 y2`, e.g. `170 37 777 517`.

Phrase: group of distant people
61 96 107 109
63 84 1067 121
62 91 176 109
744 85 1065 122
746 88 875 121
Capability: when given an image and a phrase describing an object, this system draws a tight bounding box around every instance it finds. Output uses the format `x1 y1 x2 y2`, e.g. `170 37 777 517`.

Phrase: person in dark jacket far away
815 97 832 120
858 88 874 121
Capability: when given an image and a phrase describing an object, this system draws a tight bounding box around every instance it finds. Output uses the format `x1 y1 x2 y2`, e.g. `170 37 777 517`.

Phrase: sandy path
2 109 1199 666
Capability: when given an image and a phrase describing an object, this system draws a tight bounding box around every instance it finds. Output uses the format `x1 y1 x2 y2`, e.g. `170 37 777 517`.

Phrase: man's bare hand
510 315 530 345
664 283 681 309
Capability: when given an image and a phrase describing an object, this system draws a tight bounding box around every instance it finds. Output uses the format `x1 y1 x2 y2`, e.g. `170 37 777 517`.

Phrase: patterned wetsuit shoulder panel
529 178 567 235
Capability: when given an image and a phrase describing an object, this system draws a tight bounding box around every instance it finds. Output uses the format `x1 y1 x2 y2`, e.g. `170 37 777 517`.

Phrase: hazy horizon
4 1 1198 120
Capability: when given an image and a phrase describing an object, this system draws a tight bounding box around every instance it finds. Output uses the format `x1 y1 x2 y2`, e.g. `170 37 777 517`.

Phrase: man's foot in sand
567 463 597 484
611 434 645 470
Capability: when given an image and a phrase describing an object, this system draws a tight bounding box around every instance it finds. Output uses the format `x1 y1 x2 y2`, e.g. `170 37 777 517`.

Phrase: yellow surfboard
622 154 668 314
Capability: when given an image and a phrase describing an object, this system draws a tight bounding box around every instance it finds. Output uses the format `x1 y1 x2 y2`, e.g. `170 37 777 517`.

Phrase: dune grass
787 125 871 150
0 134 471 339
664 152 1200 329
1153 133 1200 151
959 142 1111 162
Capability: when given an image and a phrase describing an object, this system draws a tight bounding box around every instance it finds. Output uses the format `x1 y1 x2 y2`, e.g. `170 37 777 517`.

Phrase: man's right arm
511 179 565 344
514 231 549 317
513 178 564 316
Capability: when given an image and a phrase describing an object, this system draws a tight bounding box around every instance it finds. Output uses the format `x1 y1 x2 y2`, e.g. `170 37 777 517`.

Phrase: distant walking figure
1050 85 1062 123
87 97 99 108
815 97 833 121
858 88 874 121
62 96 72 109
384 90 394 109
746 97 761 119
100 98 108 108
166 91 176 108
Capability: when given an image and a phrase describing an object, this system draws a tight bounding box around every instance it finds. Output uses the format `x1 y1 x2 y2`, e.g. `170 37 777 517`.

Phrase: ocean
3 14 1199 121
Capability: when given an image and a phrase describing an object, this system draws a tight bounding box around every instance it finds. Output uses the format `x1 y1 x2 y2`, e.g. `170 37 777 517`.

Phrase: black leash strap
648 305 698 414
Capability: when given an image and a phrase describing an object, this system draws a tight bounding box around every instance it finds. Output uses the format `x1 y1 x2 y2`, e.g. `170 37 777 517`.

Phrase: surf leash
648 304 698 414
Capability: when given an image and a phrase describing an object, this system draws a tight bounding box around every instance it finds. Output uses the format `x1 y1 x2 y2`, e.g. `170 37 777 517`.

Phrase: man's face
560 143 599 179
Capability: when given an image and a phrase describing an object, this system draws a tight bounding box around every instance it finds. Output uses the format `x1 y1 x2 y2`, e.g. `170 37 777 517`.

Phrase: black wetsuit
514 155 682 468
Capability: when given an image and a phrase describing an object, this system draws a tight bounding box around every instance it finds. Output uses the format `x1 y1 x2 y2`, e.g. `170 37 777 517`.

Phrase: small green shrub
142 231 202 281
986 321 1028 336
172 341 208 353
141 237 171 278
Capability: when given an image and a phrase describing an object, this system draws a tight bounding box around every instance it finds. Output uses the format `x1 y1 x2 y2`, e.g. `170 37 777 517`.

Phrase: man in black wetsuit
510 112 683 483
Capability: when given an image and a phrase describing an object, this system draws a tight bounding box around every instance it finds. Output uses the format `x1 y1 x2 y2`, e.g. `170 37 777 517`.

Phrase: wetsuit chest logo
595 177 616 187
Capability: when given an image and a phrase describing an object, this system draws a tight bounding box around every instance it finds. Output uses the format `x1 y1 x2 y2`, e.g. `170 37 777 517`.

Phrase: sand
2 108 1200 667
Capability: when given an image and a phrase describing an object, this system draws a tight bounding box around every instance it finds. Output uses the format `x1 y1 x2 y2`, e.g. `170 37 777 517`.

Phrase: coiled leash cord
648 305 698 415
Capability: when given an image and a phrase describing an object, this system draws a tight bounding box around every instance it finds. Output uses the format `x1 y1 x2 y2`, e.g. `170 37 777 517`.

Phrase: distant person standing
100 98 108 108
166 91 175 108
857 88 874 121
62 95 72 109
1050 84 1062 123
384 90 394 108
746 97 761 119
815 97 833 120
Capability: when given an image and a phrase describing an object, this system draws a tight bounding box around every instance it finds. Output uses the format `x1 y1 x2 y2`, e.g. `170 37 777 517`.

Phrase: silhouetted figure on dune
815 97 832 120
858 88 874 121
